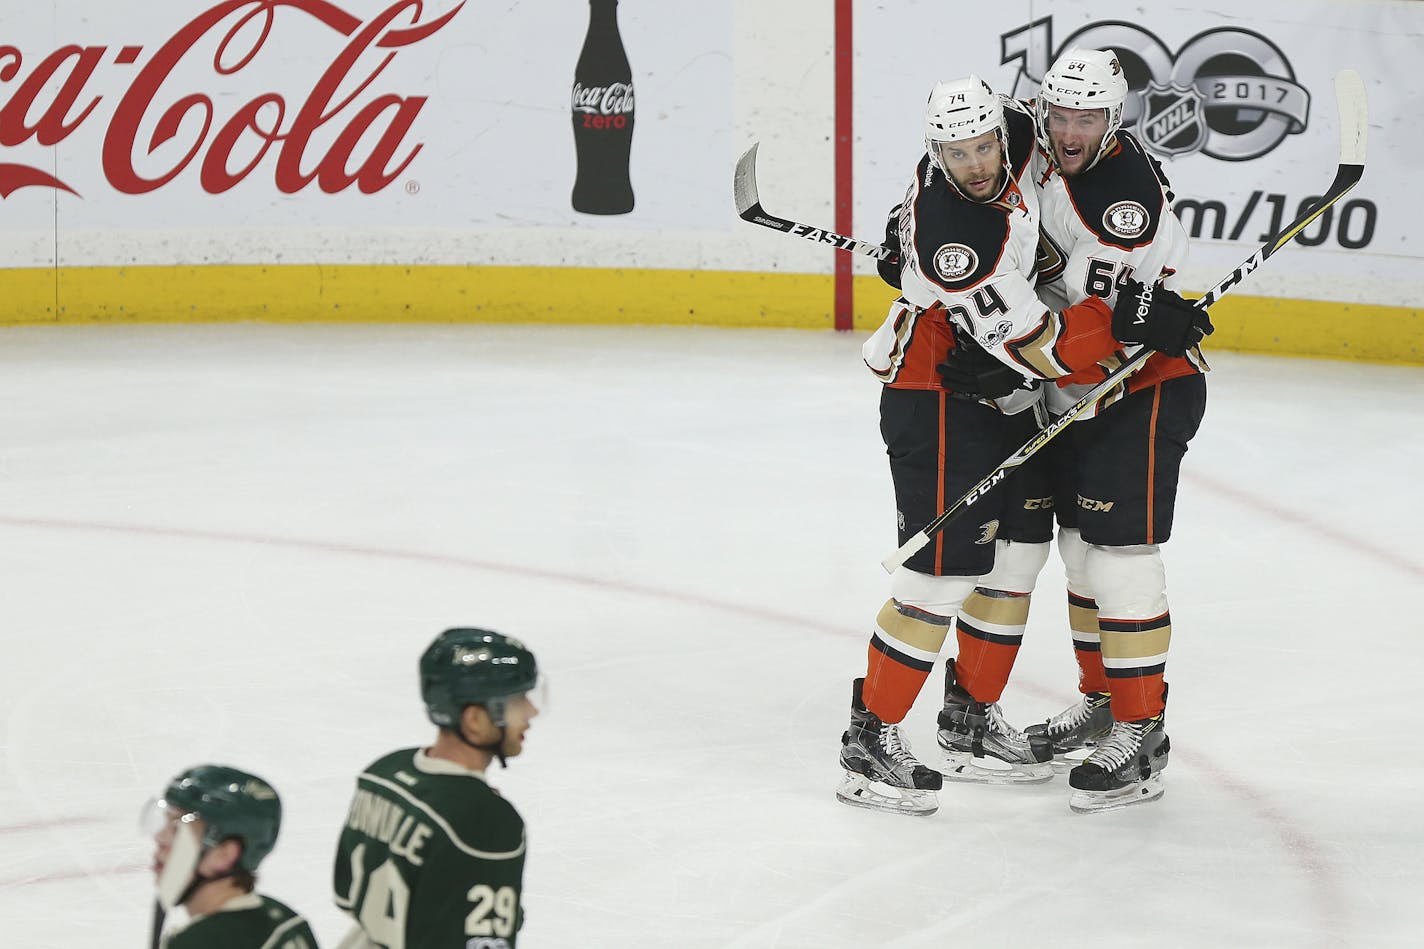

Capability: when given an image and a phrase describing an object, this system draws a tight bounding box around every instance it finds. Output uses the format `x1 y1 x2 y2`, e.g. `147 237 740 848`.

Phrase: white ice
1 324 1421 948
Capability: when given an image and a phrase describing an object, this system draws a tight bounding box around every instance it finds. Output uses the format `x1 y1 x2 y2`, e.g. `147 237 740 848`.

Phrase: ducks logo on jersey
934 243 977 281
1104 201 1150 239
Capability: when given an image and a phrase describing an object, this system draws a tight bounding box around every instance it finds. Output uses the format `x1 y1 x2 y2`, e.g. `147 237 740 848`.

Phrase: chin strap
455 720 508 768
177 866 241 907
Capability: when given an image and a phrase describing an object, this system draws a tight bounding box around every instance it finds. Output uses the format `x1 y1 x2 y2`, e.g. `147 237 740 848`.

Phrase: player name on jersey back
344 782 435 865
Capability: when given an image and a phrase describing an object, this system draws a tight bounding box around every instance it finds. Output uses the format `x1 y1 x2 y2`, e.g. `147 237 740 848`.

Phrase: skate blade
1068 773 1166 814
1049 746 1095 774
835 773 938 817
939 750 1054 785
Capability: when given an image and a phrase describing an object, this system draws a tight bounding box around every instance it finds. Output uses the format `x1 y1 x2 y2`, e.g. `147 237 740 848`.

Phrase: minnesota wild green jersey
333 748 527 949
163 894 318 949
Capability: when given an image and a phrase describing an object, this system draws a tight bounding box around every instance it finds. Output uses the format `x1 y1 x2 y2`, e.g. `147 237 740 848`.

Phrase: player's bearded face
1046 104 1109 175
935 129 1005 202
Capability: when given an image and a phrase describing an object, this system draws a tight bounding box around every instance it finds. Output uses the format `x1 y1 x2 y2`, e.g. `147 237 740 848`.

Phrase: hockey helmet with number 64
1037 48 1129 172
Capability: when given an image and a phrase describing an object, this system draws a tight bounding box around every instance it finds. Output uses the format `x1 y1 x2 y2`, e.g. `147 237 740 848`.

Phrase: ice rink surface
1 323 1421 948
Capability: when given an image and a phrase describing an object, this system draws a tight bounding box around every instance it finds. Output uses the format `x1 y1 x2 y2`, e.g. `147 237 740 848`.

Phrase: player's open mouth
1062 146 1083 160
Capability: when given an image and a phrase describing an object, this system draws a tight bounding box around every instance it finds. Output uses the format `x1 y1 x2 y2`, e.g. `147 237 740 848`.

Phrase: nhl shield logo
1140 81 1208 156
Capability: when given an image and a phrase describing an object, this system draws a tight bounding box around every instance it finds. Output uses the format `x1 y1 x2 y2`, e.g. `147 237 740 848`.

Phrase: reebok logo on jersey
1104 201 1150 239
934 243 977 281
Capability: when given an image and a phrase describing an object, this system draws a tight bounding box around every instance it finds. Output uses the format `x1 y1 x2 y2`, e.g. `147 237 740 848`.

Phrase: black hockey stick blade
881 68 1368 574
150 900 165 949
734 142 899 262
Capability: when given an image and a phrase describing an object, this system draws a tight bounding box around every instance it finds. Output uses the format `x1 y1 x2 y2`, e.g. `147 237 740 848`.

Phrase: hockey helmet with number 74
924 75 1011 202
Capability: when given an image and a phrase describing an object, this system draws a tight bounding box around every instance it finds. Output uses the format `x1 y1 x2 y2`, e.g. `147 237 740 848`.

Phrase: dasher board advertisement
854 0 1420 307
0 0 732 267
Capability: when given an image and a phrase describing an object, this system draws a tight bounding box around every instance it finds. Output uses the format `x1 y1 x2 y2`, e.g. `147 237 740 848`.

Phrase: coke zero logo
0 0 464 199
1002 18 1310 161
571 82 634 116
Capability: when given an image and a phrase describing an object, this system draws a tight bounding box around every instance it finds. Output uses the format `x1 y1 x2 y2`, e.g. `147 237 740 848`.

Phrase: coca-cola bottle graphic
571 0 634 214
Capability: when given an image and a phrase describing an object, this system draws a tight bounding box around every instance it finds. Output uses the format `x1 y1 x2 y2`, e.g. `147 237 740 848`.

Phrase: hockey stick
734 143 900 263
879 69 1368 573
150 900 165 949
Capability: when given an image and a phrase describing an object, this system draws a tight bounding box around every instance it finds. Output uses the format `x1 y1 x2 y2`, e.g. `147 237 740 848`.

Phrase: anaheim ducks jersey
862 99 1116 416
1034 128 1207 415
333 748 526 948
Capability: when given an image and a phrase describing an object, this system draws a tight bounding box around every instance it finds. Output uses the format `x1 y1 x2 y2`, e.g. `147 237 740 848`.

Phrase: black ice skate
1025 691 1113 771
935 659 1053 784
1067 713 1170 814
837 678 942 817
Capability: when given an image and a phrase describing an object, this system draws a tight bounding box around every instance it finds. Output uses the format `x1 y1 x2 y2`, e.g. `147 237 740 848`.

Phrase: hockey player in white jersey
936 48 1213 812
842 75 1204 815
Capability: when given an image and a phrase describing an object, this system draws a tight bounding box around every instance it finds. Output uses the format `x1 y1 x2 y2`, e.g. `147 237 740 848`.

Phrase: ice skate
1025 691 1113 771
837 678 942 817
935 660 1053 784
1067 713 1169 813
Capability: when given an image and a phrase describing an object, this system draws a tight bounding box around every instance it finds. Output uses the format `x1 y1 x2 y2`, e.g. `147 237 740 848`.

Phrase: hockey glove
937 328 1034 400
877 203 903 290
1110 279 1214 358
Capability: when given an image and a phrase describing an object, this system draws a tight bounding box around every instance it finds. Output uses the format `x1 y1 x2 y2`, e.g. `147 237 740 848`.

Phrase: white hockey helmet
924 75 1010 201
1037 48 1129 172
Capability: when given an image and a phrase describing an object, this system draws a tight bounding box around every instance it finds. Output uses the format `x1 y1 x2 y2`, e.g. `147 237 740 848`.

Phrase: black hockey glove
1111 279 1214 358
937 328 1034 400
877 203 903 290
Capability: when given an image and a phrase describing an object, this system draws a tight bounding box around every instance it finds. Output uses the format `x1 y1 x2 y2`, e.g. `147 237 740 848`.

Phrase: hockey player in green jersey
333 627 542 949
145 764 318 949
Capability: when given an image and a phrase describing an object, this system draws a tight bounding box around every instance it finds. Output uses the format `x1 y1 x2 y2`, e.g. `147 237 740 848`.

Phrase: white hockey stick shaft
733 143 899 262
879 69 1367 574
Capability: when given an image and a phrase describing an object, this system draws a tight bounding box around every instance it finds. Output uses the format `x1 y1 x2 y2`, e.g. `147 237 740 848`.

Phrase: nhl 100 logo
1000 17 1377 250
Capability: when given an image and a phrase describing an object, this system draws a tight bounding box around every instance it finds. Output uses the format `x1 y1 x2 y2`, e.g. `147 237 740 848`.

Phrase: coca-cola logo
571 81 634 116
0 0 464 199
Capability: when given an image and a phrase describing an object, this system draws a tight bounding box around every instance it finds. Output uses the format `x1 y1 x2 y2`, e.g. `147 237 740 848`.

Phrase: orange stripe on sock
863 642 932 724
1108 672 1166 721
1075 646 1109 695
955 628 1019 703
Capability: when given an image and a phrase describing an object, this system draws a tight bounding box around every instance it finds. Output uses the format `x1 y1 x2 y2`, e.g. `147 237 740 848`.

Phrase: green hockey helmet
159 765 281 872
420 627 539 729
